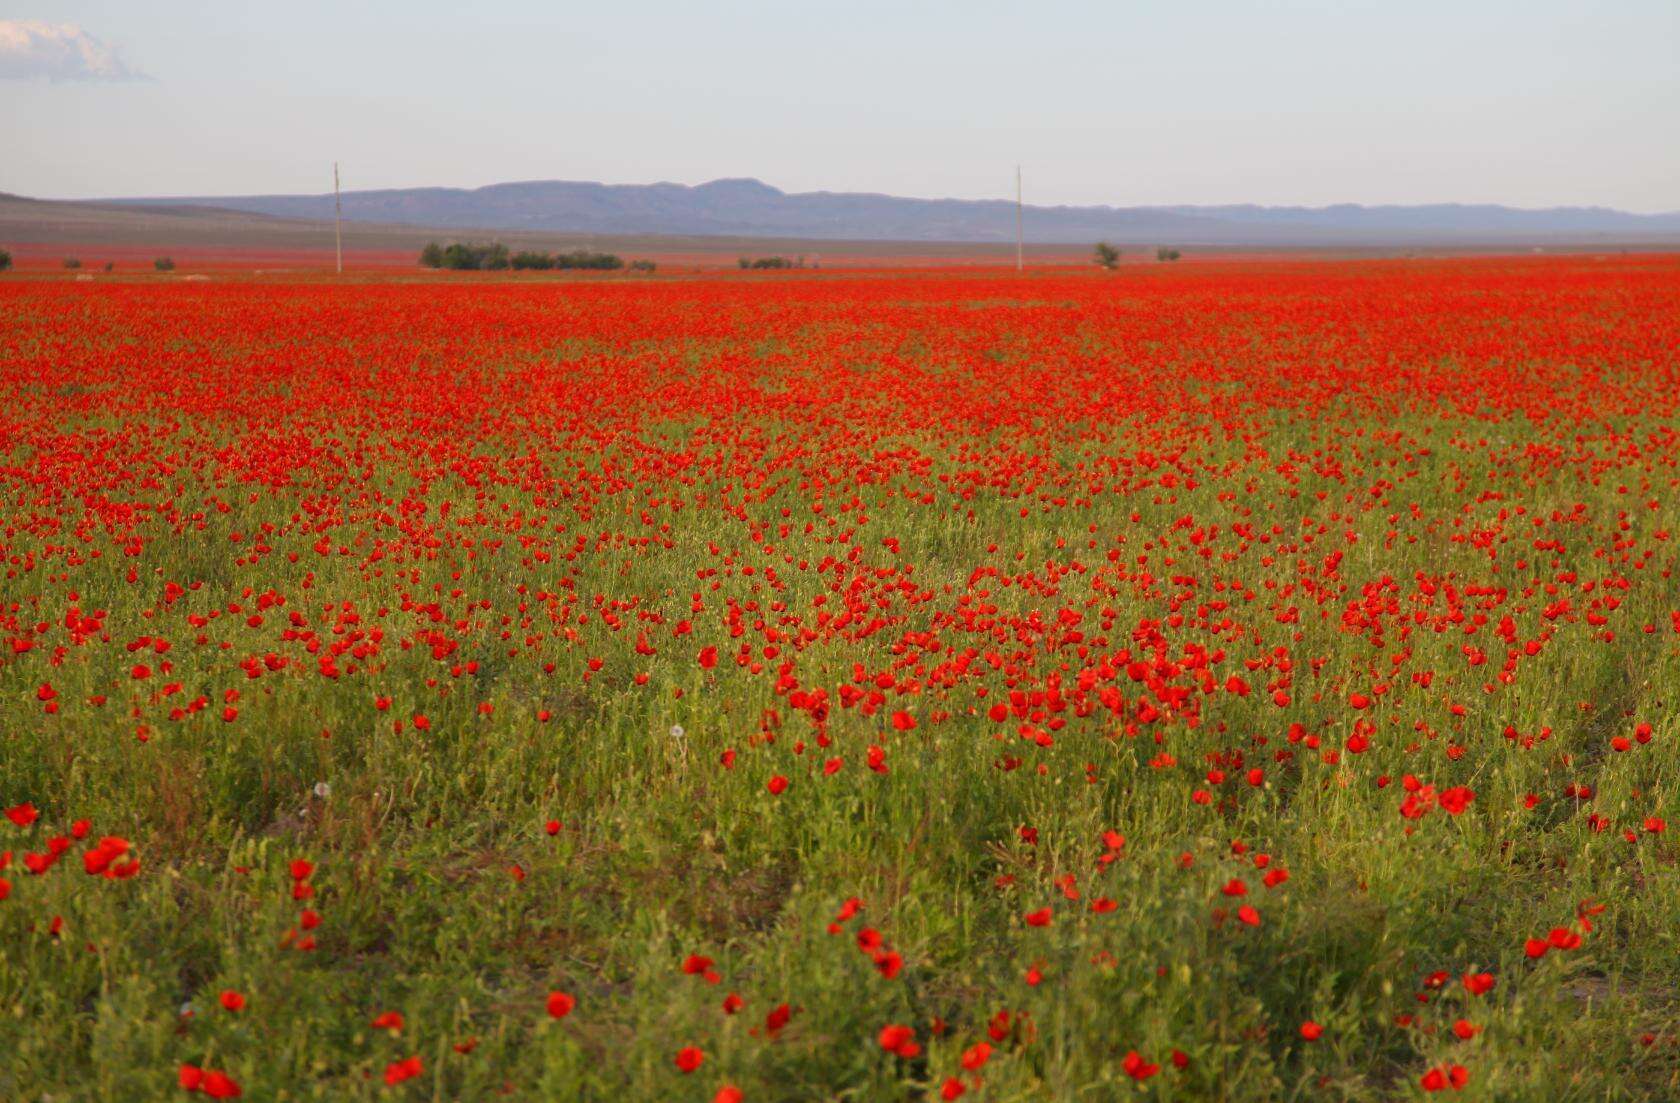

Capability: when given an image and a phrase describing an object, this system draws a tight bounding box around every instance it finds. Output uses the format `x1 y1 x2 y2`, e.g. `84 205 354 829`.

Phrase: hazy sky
3 0 1677 211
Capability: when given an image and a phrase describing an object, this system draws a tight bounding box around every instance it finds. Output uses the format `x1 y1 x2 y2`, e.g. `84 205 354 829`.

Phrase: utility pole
1015 165 1023 272
333 162 343 275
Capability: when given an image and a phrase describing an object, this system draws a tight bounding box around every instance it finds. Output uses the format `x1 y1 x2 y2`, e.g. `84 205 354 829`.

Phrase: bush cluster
512 249 624 271
737 255 804 270
419 242 628 272
417 242 509 270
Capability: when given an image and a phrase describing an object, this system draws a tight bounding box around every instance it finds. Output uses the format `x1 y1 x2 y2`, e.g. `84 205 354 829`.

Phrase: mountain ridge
75 177 1680 245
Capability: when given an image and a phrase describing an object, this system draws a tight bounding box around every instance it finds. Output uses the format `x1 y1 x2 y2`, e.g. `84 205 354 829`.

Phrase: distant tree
0 248 11 272
1156 246 1181 262
429 241 606 272
627 259 657 273
154 257 175 272
555 250 623 271
737 256 751 270
743 256 798 270
510 250 556 271
438 242 510 270
63 257 81 270
103 261 114 272
1093 242 1121 269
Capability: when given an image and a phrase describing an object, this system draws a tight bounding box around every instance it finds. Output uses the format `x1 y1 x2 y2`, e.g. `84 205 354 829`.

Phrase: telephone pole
333 163 343 274
1015 165 1023 272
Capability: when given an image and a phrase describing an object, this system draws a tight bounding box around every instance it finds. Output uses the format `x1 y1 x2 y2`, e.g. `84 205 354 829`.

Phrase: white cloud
0 20 147 82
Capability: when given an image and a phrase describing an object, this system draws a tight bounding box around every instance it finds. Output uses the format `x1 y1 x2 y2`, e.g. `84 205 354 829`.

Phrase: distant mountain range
81 178 1680 245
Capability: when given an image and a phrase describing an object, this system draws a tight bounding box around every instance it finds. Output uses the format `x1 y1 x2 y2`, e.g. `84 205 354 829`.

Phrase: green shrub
424 242 623 273
436 242 511 271
0 248 11 272
628 259 657 274
63 257 81 270
510 251 555 271
555 250 622 271
153 257 175 272
1093 242 1120 269
1156 246 1181 262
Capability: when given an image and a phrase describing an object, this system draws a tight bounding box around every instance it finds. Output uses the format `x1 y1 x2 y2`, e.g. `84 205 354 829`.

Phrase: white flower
313 781 331 800
670 724 686 740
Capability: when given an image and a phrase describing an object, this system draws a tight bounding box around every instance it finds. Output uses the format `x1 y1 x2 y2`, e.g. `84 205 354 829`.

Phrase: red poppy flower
383 1056 422 1086
1121 1051 1159 1080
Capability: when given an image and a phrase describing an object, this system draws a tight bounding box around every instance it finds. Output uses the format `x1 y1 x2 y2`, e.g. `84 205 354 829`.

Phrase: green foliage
553 249 623 271
510 250 555 271
0 248 11 272
1157 246 1182 262
739 255 802 270
62 257 81 270
1093 241 1121 269
153 257 175 272
437 242 510 271
628 259 657 274
424 243 623 272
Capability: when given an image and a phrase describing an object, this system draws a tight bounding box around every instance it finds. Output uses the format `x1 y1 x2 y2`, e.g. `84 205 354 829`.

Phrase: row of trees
53 257 175 271
0 254 179 273
1093 242 1182 268
419 242 652 272
738 255 809 269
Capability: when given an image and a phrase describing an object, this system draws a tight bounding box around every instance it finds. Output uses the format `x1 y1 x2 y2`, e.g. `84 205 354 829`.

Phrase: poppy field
4 254 1680 1101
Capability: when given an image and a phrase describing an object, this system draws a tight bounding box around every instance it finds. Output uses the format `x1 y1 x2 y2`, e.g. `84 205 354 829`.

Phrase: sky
2 0 1677 212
